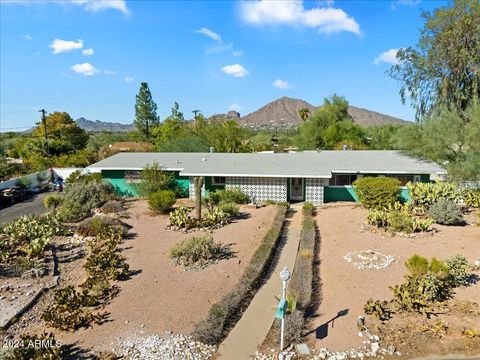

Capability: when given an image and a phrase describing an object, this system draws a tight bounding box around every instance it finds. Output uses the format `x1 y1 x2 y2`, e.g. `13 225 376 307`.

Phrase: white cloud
71 0 130 15
22 34 32 40
205 43 233 55
82 48 94 56
104 69 117 75
50 38 83 54
240 0 360 35
273 79 292 90
232 50 244 57
228 103 242 112
196 27 222 42
390 0 420 10
221 64 249 77
373 48 400 65
124 76 134 83
71 62 99 76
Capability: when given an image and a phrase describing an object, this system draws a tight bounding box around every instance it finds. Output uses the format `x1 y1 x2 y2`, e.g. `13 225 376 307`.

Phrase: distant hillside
76 117 135 132
239 96 408 130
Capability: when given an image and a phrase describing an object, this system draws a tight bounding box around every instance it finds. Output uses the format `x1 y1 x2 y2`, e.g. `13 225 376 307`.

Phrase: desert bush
44 194 63 210
59 181 115 222
42 285 103 330
364 298 391 321
426 199 464 225
387 210 416 233
192 205 287 345
9 333 66 359
0 214 66 263
446 255 470 286
134 161 175 196
407 182 459 208
392 255 456 314
302 202 315 216
202 208 231 227
66 169 102 184
283 309 305 345
217 202 240 218
148 189 176 214
169 206 199 229
353 177 401 209
207 188 249 205
462 188 480 208
76 216 130 237
366 208 389 228
100 200 125 214
169 233 226 267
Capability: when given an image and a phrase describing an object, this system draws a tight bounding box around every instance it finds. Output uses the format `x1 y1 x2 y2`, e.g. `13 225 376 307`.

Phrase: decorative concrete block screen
188 177 206 199
305 178 329 205
225 177 287 202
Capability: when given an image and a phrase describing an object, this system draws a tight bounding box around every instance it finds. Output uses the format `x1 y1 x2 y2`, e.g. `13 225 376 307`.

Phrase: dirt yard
6 200 277 353
310 204 480 358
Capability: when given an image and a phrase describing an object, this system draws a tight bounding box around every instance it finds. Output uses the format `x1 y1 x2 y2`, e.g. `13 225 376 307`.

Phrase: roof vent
202 158 207 162
209 147 214 153
342 144 348 151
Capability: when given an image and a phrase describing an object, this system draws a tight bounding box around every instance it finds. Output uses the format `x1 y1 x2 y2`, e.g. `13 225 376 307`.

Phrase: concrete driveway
0 192 51 225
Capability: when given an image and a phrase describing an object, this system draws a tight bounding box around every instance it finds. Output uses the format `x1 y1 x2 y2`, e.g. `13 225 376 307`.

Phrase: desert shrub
208 188 249 205
100 200 124 214
407 182 459 208
42 285 103 330
364 299 391 321
148 189 176 214
192 205 287 345
169 206 199 229
426 199 464 225
392 255 454 314
169 233 226 267
59 181 115 222
283 310 305 345
43 227 128 331
202 208 231 227
217 202 240 218
462 188 480 208
366 208 389 228
134 161 175 196
0 214 66 263
44 194 63 210
9 333 66 359
76 216 130 237
66 169 102 184
387 211 416 233
446 255 470 286
353 177 401 210
302 202 315 216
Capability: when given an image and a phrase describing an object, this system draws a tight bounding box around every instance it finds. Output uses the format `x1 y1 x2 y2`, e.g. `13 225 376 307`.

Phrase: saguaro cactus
194 176 204 220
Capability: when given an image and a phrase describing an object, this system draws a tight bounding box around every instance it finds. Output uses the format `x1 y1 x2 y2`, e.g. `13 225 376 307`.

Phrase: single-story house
86 151 447 205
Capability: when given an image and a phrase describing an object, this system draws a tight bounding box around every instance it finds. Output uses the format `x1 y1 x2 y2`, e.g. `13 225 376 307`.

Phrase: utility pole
39 109 49 156
192 109 201 129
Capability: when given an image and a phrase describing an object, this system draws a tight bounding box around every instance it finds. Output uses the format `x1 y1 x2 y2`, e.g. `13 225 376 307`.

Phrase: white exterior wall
225 176 287 202
305 178 329 205
188 177 206 200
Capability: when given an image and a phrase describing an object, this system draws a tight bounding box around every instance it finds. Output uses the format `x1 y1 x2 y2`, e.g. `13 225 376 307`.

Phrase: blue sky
0 0 446 131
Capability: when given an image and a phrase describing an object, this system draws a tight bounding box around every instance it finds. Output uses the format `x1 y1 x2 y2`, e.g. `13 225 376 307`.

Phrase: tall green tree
295 94 366 150
134 82 159 139
389 0 480 119
32 111 88 155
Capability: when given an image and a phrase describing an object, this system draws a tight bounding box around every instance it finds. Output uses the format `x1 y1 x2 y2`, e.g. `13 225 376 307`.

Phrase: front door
290 178 304 201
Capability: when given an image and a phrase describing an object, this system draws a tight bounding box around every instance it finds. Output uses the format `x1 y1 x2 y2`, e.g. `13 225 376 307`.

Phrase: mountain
76 117 135 132
239 96 409 130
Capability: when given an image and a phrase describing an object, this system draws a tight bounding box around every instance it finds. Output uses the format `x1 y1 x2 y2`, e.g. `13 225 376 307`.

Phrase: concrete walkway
217 204 303 360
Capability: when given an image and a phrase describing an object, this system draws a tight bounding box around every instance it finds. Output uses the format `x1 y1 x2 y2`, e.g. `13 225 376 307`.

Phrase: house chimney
342 144 347 151
209 147 214 153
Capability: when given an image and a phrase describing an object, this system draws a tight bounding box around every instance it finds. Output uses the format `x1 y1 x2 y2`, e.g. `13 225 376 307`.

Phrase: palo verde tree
134 82 160 140
389 0 480 120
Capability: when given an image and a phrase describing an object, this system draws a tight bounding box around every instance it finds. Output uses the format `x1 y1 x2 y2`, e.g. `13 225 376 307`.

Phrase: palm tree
298 108 311 121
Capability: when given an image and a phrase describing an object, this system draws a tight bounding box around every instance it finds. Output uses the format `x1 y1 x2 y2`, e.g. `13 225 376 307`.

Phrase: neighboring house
86 151 446 205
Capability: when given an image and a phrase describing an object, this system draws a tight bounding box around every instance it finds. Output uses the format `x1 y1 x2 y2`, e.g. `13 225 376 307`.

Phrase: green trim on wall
324 186 358 202
102 170 138 196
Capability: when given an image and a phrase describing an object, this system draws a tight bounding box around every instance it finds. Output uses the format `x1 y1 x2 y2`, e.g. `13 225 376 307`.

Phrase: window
125 170 141 183
329 174 357 186
211 176 226 185
387 175 414 186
